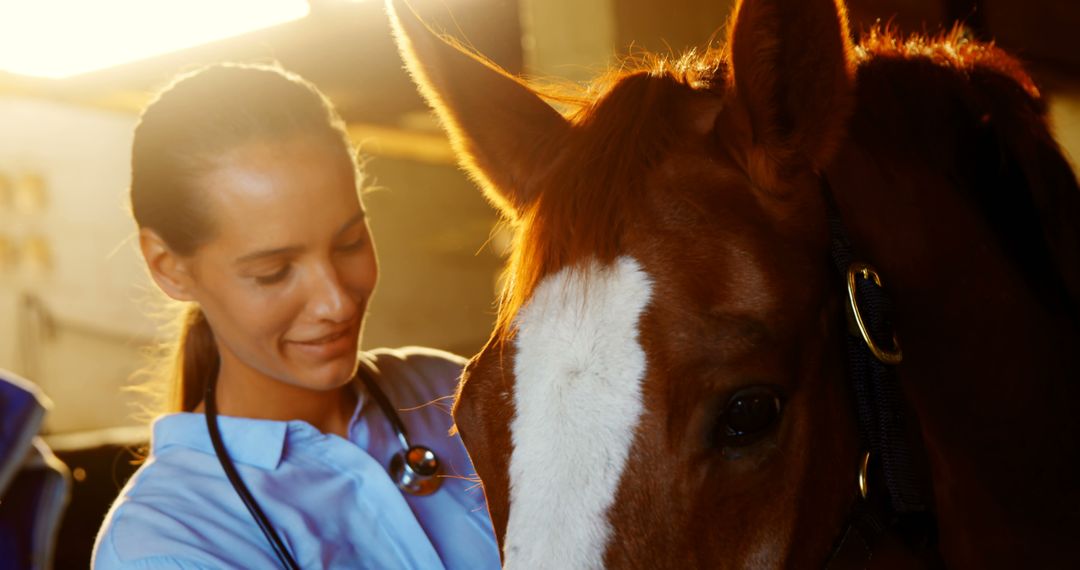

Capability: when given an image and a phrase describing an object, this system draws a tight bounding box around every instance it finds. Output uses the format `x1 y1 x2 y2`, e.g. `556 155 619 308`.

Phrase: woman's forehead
196 137 362 249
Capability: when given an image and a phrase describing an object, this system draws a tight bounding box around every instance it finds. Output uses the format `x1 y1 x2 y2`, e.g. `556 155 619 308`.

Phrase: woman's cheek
239 286 303 341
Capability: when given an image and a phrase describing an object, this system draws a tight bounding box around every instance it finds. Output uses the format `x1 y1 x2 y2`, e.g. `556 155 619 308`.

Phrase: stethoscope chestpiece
390 445 443 496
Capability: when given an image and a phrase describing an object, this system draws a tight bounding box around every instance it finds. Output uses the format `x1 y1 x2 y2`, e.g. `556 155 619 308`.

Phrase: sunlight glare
0 1 311 79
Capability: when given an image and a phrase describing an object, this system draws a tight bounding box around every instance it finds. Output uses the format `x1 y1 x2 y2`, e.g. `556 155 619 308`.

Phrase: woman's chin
283 348 360 391
282 330 361 384
313 356 361 390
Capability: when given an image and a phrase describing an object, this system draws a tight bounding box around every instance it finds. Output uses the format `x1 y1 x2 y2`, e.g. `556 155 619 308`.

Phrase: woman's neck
196 352 358 438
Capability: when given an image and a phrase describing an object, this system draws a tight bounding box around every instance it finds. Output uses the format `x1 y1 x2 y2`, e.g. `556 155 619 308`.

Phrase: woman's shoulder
92 438 274 569
92 462 213 568
365 346 468 406
367 346 468 373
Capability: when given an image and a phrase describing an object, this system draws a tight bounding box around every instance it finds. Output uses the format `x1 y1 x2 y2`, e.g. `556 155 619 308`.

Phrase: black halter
822 180 942 568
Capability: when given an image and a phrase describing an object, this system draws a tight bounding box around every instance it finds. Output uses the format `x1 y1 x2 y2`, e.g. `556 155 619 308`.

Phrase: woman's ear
139 228 196 302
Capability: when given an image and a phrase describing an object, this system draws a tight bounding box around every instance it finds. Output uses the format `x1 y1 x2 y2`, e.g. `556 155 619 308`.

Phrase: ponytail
127 303 220 462
173 305 219 412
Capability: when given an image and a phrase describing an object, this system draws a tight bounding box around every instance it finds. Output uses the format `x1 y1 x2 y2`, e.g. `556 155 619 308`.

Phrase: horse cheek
454 352 517 550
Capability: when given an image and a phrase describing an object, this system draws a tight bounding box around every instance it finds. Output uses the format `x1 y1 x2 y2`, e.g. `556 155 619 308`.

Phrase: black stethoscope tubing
205 372 302 570
204 358 439 570
356 361 422 455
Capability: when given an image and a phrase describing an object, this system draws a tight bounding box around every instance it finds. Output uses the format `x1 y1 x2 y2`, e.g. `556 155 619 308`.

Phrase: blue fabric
0 370 48 495
0 439 70 570
93 347 500 570
0 370 69 570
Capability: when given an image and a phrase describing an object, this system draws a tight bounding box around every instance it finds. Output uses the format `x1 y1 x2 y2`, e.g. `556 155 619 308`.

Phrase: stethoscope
204 357 443 570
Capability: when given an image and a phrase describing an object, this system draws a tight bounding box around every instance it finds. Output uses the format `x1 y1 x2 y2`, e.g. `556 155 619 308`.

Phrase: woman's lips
287 327 358 360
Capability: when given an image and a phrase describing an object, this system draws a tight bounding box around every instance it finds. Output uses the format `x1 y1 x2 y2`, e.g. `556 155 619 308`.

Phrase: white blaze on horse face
505 256 653 570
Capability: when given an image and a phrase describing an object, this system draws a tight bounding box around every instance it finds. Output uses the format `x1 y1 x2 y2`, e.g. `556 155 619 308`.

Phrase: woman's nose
308 263 358 322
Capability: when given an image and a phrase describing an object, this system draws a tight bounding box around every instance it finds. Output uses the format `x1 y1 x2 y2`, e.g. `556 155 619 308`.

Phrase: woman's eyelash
338 238 366 251
254 266 291 285
251 239 363 285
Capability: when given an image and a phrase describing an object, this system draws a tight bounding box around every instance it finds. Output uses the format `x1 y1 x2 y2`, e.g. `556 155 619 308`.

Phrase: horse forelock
493 52 730 339
479 54 731 565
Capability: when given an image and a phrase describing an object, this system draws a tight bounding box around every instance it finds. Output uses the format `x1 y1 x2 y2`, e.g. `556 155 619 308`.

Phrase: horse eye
715 387 783 448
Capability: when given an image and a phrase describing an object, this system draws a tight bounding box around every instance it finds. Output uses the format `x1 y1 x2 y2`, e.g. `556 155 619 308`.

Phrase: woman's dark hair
131 63 357 413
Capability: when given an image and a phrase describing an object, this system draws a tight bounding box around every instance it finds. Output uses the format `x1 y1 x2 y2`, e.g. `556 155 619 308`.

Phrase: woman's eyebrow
234 245 303 265
233 211 367 265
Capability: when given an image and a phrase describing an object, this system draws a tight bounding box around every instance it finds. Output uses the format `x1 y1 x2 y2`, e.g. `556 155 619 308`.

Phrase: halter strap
826 187 930 514
822 178 939 568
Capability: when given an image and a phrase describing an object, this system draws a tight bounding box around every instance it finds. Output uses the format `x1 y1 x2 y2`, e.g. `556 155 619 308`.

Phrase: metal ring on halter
846 262 903 365
857 450 871 499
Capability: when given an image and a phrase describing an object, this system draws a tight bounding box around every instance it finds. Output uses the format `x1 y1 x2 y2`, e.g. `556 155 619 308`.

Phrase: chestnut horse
388 0 1080 567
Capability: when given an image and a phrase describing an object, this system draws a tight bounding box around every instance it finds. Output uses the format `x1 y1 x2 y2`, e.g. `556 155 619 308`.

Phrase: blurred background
0 3 1077 558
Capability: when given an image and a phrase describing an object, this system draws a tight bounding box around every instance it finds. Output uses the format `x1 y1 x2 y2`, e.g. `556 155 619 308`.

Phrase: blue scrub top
93 347 500 570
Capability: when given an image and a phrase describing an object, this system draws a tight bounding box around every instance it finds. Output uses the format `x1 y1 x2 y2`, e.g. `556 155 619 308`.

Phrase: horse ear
386 0 569 217
728 0 854 186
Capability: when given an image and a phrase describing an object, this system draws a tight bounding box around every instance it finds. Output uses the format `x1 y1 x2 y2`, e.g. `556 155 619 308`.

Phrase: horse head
389 0 861 566
389 0 1080 566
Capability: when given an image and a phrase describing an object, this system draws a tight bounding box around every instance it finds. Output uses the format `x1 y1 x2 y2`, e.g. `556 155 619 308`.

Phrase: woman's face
184 135 377 392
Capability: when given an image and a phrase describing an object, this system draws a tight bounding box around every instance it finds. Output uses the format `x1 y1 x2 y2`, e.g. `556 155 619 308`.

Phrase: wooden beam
347 122 454 164
0 75 454 164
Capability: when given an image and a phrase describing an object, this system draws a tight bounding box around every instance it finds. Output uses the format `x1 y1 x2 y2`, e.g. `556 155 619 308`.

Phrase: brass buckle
858 450 871 499
846 262 903 365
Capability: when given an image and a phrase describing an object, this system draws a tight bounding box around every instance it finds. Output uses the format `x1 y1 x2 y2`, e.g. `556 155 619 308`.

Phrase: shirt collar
151 413 289 471
151 377 369 471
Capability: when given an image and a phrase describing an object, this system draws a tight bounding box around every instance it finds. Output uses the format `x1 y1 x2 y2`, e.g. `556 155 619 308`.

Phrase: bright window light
0 1 312 79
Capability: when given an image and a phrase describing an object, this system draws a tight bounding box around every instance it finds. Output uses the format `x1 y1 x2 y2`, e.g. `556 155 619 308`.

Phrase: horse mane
493 25 1080 339
854 26 1040 99
494 51 729 335
850 26 1080 323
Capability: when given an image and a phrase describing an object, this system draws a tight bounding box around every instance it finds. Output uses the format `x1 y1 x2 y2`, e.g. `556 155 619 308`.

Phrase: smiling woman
91 63 500 569
145 133 377 418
